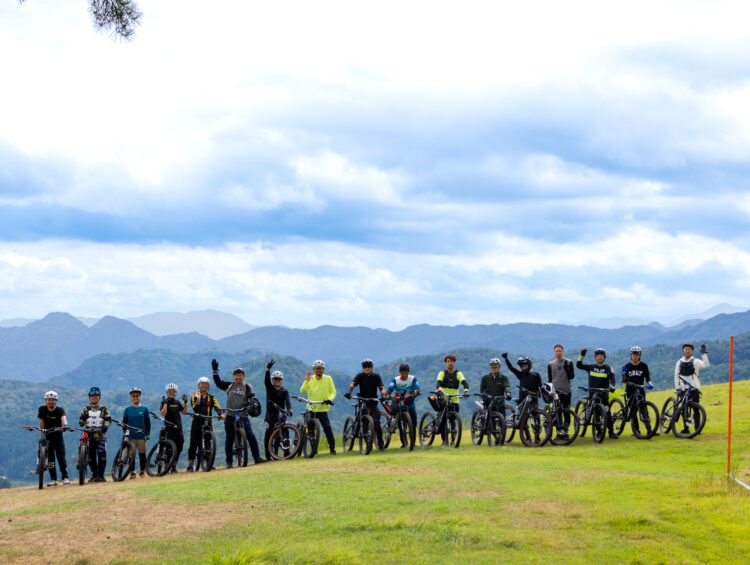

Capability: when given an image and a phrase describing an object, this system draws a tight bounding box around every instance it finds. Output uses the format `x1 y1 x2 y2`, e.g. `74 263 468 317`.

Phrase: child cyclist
122 386 150 478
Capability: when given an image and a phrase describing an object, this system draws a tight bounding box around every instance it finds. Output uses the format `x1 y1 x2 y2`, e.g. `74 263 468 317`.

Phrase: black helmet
594 348 606 357
361 358 374 368
517 356 532 368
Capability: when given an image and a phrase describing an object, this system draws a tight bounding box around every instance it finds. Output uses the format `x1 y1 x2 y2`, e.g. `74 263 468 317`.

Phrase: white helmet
312 360 325 368
489 358 501 366
165 382 179 392
271 370 284 380
197 376 210 385
630 346 642 354
45 390 58 400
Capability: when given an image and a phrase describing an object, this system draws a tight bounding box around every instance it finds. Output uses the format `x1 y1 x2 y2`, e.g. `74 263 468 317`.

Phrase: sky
1 0 750 330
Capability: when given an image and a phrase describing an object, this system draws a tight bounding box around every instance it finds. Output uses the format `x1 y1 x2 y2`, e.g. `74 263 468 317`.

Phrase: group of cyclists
32 341 709 486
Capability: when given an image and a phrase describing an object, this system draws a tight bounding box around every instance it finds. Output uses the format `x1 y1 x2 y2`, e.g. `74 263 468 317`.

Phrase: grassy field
1 381 749 565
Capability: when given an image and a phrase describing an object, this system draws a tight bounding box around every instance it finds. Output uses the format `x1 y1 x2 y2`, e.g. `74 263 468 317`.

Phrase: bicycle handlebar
22 425 68 433
429 391 461 398
111 419 146 433
291 395 327 405
186 412 222 419
148 411 181 428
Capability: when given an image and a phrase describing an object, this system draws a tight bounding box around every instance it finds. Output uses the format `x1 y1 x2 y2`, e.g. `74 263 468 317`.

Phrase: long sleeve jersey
265 369 292 419
503 358 543 397
674 354 709 391
576 356 616 392
300 375 336 412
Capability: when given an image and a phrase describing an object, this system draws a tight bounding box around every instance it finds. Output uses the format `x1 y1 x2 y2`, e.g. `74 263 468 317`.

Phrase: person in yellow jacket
436 354 470 445
300 359 337 454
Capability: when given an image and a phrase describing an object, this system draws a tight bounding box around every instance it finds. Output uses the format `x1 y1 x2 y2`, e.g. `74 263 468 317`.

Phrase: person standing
547 345 575 438
187 376 224 472
502 353 542 406
212 360 263 466
386 363 421 430
263 359 292 460
344 358 387 449
37 391 69 486
79 386 112 482
576 348 617 439
436 354 470 445
122 386 150 478
160 382 188 473
480 357 510 414
300 360 337 455
674 343 709 434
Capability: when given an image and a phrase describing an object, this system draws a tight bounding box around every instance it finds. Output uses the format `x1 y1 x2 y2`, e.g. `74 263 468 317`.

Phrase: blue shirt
122 405 150 439
387 375 420 407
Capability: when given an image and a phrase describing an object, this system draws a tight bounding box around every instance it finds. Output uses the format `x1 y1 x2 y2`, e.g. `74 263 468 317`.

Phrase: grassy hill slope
1 382 749 564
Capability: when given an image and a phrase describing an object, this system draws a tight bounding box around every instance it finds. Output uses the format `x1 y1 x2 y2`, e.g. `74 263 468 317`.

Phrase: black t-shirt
352 372 384 401
160 398 184 430
37 405 65 437
622 362 650 386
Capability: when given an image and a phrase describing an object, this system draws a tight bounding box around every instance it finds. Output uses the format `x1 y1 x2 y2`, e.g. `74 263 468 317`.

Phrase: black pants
362 403 384 447
224 416 261 463
89 436 107 478
558 392 572 428
312 412 336 452
46 434 68 481
592 392 615 434
188 423 214 460
437 403 459 440
166 428 184 467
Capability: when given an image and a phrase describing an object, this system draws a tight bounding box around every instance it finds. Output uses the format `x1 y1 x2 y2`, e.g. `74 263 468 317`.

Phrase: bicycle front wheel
519 409 551 447
488 412 506 446
592 404 606 443
470 409 484 445
632 401 659 440
609 398 626 437
37 445 47 490
235 428 248 467
111 441 134 482
77 443 88 485
660 398 677 433
418 412 436 447
200 429 217 471
446 410 462 448
268 424 301 460
342 416 356 452
503 406 516 444
575 399 588 438
359 415 374 455
672 402 706 439
147 439 177 477
303 418 320 458
399 412 415 450
380 413 392 450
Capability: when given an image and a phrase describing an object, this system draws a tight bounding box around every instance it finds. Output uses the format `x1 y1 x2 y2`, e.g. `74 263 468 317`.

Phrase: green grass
1 381 749 564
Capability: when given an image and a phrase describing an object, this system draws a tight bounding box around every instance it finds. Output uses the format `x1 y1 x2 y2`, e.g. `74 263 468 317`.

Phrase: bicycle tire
418 412 436 447
446 410 462 448
200 429 217 471
304 418 320 458
487 412 506 446
575 399 588 438
550 408 579 446
609 398 626 437
295 420 305 457
359 415 374 455
660 397 677 433
672 402 706 439
592 403 606 443
146 439 177 477
380 413 392 450
77 443 88 486
503 405 516 444
235 428 248 467
268 424 301 460
631 401 659 440
111 441 134 482
519 409 551 447
342 416 356 452
470 409 484 445
38 445 47 490
399 412 415 450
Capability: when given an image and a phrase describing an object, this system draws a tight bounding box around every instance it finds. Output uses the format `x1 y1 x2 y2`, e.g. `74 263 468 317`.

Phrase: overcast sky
1 0 749 329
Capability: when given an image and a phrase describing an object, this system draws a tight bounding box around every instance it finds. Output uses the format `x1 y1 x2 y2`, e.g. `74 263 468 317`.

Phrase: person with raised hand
502 353 542 407
160 382 188 473
576 348 618 439
263 359 292 461
300 360 337 455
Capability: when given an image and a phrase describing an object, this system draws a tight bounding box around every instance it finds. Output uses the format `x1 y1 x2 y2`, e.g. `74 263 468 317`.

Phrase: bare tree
20 0 143 40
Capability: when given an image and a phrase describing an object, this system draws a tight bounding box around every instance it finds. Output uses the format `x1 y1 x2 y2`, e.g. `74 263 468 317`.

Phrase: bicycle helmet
682 342 694 350
594 348 606 357
165 382 179 392
233 367 245 375
489 357 501 366
45 390 58 400
540 383 556 403
271 370 284 380
88 386 101 397
197 377 210 385
361 358 373 368
312 360 325 368
129 386 142 394
517 356 532 368
398 363 410 373
630 346 642 354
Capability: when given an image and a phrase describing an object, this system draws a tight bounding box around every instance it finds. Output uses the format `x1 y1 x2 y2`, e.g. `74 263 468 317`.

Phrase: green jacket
300 375 336 412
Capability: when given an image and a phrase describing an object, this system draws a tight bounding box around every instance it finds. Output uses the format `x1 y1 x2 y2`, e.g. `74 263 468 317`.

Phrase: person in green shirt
300 360 337 454
480 357 510 414
436 354 470 445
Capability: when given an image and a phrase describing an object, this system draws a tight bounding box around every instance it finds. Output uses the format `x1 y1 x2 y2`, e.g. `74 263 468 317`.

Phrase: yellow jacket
300 375 336 412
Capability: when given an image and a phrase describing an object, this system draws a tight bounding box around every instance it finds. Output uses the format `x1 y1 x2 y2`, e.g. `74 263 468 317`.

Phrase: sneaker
88 477 97 483
226 463 233 469
186 465 194 473
139 471 146 478
62 478 70 485
169 467 177 474
253 458 265 464
47 480 58 487
681 428 690 434
329 450 337 455
99 476 107 482
609 433 619 440
129 473 136 480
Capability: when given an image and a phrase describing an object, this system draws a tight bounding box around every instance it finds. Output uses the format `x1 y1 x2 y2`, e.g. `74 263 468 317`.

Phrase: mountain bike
502 387 551 447
342 396 377 455
221 408 251 467
380 393 416 450
607 393 627 439
541 386 580 446
146 412 178 476
266 402 302 460
574 387 610 443
660 376 707 439
612 383 659 439
291 395 325 458
419 392 463 448
21 425 68 490
65 426 91 485
187 412 220 471
470 393 507 446
110 420 144 481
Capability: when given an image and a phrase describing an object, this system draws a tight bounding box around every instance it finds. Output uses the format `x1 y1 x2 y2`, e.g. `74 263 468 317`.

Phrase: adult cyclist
386 363 421 430
621 346 655 436
78 386 112 482
263 359 292 461
345 358 387 450
435 354 470 445
576 348 617 439
480 357 510 415
37 391 69 486
160 382 188 473
674 343 709 434
300 360 337 455
187 377 224 472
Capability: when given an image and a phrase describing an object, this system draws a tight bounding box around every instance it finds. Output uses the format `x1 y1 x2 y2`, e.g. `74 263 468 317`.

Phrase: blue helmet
88 386 101 397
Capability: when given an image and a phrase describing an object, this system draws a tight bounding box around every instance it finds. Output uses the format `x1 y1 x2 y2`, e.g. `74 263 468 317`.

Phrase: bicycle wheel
519 409 551 447
146 439 177 477
37 445 47 490
200 429 217 471
632 401 659 440
470 409 485 445
77 443 88 486
503 406 516 444
111 441 134 482
550 408 579 446
342 416 356 452
446 411 462 448
418 412 436 447
487 412 506 446
268 424 301 460
399 412 415 450
575 399 588 438
672 402 706 439
609 398 626 437
235 428 248 467
592 404 606 443
359 415 374 455
303 418 320 458
380 414 392 449
660 397 677 433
